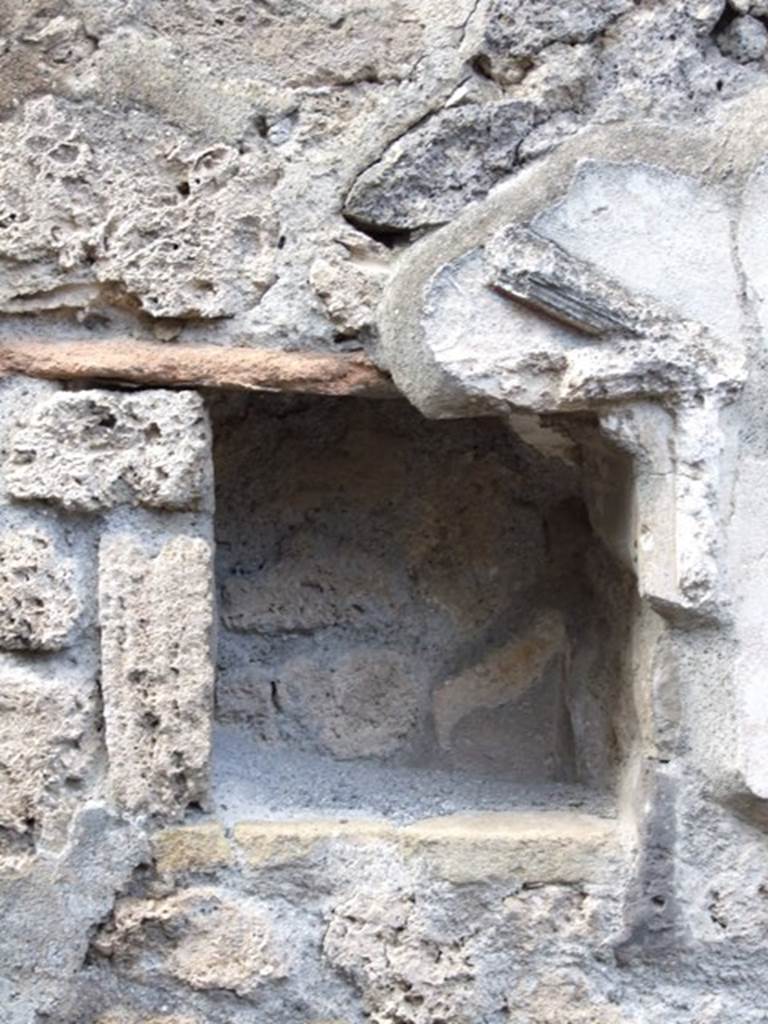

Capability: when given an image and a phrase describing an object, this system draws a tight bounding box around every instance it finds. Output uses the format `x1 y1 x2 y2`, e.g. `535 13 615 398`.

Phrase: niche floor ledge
151 811 625 887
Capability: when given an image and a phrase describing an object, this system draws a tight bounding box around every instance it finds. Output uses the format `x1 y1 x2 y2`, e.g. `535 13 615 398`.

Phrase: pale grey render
1 2 768 1024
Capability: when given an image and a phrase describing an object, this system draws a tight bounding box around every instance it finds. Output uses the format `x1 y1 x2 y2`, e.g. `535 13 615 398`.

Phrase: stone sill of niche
152 811 624 886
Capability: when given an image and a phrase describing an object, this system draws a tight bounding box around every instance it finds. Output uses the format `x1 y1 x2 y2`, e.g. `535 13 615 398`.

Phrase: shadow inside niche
208 391 634 824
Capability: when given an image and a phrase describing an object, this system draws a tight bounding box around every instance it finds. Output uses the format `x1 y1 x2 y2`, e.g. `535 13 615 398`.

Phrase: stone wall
2 2 768 1023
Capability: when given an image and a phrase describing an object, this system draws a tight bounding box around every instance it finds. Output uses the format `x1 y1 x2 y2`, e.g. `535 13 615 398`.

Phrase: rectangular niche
210 392 634 823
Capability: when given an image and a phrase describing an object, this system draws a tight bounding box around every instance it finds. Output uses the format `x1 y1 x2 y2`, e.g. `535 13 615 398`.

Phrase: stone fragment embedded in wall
323 888 476 1024
508 970 626 1023
477 0 634 79
344 101 535 231
504 42 595 117
0 671 95 841
717 15 768 63
501 879 615 950
432 610 567 771
486 225 642 336
92 888 287 998
309 230 392 338
0 526 81 650
98 533 215 816
6 389 211 513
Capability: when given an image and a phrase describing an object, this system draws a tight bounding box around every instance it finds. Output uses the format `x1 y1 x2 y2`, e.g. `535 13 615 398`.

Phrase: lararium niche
210 391 635 823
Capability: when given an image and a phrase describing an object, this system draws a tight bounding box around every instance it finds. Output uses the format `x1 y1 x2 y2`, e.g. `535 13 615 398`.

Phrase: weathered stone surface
738 158 768 343
99 534 215 816
323 888 477 1024
478 0 634 73
233 819 396 869
5 389 211 513
280 648 421 760
0 672 95 841
532 163 742 345
0 96 280 319
97 2 426 94
96 1014 201 1024
731 0 768 12
0 805 148 1023
432 610 567 762
401 812 620 885
717 14 768 62
727 446 768 798
97 1015 200 1024
92 887 287 997
151 822 231 876
309 231 392 338
232 812 619 887
6 8 768 1024
508 971 626 1023
344 101 534 231
0 527 81 651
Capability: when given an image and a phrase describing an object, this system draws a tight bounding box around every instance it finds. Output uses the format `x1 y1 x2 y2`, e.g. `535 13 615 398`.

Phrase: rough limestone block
0 97 280 319
0 673 95 838
400 812 620 885
151 823 231 875
5 389 211 513
0 378 60 503
309 231 391 338
92 888 287 997
0 527 81 651
99 534 215 816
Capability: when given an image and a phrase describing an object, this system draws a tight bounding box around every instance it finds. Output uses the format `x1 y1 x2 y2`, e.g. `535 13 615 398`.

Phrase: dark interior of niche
208 391 634 823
